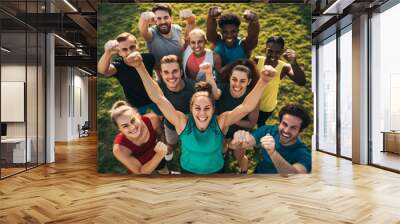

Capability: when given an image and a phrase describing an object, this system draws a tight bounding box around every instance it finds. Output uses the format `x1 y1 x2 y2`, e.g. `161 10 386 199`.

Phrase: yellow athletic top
256 56 285 112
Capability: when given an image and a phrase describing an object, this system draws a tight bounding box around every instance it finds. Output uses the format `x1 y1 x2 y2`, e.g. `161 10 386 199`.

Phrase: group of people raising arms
98 3 311 175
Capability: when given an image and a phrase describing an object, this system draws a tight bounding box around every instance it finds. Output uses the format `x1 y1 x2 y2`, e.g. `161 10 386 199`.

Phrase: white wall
1 65 41 137
1 65 26 139
54 67 89 141
1 64 46 163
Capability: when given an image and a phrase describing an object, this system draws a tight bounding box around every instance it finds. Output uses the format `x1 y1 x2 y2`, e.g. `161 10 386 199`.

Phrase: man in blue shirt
206 7 259 76
230 104 311 175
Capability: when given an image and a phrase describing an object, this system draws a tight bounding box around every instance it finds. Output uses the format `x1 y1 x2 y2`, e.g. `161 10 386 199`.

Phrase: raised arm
126 52 187 133
200 62 221 100
229 130 256 150
181 10 197 49
218 66 276 132
235 105 259 129
206 6 222 47
281 49 306 86
97 40 118 76
139 12 155 42
241 10 260 53
113 142 167 174
260 135 307 176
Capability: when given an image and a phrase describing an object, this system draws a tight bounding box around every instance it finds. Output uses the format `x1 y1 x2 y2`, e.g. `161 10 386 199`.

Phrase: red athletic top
113 116 157 165
186 53 206 80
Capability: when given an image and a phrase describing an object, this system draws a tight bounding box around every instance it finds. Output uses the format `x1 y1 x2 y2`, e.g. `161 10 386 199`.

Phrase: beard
157 23 172 35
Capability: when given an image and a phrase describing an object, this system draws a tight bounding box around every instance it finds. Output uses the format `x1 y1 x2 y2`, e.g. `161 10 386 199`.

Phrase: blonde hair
189 28 207 42
109 100 138 127
115 32 136 43
160 54 179 65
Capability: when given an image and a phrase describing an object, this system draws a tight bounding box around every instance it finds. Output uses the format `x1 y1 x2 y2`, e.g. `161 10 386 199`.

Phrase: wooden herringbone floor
1 135 400 224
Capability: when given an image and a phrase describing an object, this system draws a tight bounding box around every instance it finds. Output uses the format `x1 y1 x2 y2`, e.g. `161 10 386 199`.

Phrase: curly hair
218 13 241 29
266 36 285 49
279 104 311 131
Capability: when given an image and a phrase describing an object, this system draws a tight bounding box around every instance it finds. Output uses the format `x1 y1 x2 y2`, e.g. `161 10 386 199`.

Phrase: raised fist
180 9 193 19
180 9 196 24
243 10 258 22
260 134 275 155
260 65 276 83
231 130 252 149
283 49 297 64
104 40 119 55
154 141 168 156
199 62 213 76
140 11 156 25
126 51 143 68
209 6 222 18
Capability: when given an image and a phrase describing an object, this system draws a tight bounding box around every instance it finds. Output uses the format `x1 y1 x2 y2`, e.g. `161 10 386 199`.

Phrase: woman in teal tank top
128 52 276 174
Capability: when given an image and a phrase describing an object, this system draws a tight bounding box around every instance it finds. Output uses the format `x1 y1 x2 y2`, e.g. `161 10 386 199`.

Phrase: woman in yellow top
256 36 306 127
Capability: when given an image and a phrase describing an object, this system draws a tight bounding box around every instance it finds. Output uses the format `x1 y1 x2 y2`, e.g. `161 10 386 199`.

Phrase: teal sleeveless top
180 114 224 174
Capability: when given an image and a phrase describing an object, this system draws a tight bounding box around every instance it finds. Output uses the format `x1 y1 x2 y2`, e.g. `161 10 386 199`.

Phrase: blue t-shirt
214 38 248 66
251 125 311 173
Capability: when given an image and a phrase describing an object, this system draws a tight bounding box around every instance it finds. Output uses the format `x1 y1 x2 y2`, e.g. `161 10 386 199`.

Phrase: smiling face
115 109 145 140
191 94 214 131
189 32 206 56
278 114 302 146
229 70 251 98
160 62 183 92
118 37 139 60
266 42 283 66
221 24 239 48
154 10 172 35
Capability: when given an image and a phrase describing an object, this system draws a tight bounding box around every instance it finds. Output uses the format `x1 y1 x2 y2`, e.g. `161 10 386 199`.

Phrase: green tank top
180 114 224 174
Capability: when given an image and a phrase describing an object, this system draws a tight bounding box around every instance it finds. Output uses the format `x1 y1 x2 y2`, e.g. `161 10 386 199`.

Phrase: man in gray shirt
139 4 196 67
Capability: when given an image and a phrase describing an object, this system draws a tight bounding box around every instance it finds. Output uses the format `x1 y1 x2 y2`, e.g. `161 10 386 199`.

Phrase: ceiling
0 0 392 73
310 0 389 43
0 0 100 72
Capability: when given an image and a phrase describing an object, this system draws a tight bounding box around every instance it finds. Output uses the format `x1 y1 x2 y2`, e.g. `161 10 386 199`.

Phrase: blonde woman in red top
110 101 168 174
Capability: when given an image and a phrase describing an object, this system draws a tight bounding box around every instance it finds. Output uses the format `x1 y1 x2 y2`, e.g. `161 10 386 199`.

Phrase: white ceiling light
1 47 11 53
54 34 75 48
63 0 78 12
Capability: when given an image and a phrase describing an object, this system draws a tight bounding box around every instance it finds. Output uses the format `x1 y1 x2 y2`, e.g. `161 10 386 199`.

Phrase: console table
381 131 400 154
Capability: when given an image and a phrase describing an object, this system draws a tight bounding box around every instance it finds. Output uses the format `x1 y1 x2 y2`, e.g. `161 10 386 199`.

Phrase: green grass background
97 3 312 174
